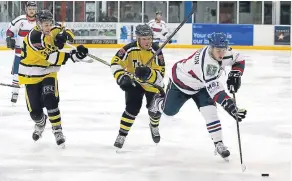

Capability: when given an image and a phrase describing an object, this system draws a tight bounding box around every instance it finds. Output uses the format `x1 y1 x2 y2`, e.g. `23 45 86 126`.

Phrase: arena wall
0 23 290 51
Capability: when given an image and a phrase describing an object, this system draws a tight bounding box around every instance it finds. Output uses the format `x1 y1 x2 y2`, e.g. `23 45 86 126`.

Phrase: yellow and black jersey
18 25 74 85
110 41 165 93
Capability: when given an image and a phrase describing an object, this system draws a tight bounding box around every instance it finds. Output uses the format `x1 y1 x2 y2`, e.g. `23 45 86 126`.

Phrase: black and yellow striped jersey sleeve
18 26 71 85
110 41 165 93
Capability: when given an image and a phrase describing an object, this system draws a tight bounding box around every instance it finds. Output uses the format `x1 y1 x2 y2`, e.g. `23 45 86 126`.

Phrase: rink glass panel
0 1 290 25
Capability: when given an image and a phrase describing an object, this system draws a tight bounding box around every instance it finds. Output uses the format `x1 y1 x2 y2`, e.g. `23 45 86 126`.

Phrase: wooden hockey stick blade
145 6 196 66
0 83 20 88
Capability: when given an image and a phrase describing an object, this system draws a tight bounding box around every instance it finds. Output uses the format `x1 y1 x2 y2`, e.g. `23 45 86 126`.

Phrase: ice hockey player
18 10 88 147
148 32 247 160
6 1 37 104
110 24 165 149
147 11 170 47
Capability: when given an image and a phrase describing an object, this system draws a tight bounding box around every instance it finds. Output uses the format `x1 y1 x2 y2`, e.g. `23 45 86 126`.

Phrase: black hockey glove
117 74 134 91
227 70 242 93
54 31 68 49
221 98 247 122
135 66 151 81
70 45 88 62
6 37 15 50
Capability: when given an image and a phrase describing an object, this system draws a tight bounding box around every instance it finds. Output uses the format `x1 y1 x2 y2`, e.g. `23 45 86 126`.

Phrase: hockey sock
119 111 136 136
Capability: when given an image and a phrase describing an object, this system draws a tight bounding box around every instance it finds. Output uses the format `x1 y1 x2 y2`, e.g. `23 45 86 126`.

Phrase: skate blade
58 143 65 149
223 157 230 162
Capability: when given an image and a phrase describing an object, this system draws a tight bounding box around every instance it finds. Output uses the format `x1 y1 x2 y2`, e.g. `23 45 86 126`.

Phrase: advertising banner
192 24 254 46
119 23 178 44
65 22 117 44
274 26 290 45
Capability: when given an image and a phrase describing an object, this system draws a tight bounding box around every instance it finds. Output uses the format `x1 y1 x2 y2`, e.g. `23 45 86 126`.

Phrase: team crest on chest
206 64 218 76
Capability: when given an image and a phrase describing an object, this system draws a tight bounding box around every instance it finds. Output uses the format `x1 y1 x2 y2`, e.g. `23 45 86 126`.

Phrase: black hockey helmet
36 10 53 23
135 24 153 37
26 1 37 7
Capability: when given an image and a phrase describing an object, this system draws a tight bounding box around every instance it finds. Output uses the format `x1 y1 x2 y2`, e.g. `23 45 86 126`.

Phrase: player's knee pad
199 105 219 122
148 110 161 120
42 85 59 109
30 110 44 121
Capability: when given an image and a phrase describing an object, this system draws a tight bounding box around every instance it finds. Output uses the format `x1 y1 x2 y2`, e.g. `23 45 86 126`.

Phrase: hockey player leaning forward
149 32 247 159
110 24 165 149
6 1 37 103
18 10 89 147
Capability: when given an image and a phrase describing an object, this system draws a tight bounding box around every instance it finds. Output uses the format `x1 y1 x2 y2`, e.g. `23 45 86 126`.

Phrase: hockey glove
54 31 68 49
117 74 134 91
70 45 88 62
6 37 15 50
221 98 247 122
135 66 151 81
227 70 242 93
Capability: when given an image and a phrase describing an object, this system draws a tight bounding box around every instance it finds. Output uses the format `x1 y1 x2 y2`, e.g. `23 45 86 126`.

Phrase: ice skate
52 127 66 148
149 123 160 144
114 134 126 149
215 142 230 161
32 115 47 141
10 92 18 104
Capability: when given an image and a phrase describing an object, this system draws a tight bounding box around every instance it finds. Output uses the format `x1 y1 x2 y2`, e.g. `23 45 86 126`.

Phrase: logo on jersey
117 48 126 58
206 64 218 76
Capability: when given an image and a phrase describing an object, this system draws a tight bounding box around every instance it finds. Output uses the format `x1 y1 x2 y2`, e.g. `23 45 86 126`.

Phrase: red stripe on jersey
151 27 162 32
15 48 21 54
18 30 30 37
6 29 14 37
172 63 195 91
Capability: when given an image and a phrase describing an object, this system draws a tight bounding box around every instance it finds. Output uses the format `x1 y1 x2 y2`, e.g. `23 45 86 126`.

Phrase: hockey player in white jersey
148 32 247 160
147 11 171 47
6 1 37 103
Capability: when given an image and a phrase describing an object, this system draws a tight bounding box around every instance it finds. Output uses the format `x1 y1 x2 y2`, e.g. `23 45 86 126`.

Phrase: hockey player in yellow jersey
19 10 88 147
110 24 165 149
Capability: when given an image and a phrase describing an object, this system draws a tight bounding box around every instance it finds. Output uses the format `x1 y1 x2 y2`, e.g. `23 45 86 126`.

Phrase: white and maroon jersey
171 46 245 105
6 15 36 56
147 19 168 43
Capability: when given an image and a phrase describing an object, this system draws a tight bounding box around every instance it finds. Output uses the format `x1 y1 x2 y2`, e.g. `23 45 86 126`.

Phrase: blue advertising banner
274 26 290 45
192 24 254 46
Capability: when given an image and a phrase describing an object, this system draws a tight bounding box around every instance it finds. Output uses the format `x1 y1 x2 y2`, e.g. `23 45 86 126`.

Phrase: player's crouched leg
42 77 65 147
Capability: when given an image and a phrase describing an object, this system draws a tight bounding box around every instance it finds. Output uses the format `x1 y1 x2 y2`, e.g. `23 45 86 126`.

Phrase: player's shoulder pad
148 19 155 24
115 41 137 59
11 15 27 26
160 20 166 25
28 28 45 50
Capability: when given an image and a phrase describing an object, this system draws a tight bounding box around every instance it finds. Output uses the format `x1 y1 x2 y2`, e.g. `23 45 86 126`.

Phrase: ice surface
0 48 291 181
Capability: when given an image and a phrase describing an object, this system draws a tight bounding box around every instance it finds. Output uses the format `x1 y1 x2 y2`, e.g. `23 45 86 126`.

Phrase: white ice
0 48 291 181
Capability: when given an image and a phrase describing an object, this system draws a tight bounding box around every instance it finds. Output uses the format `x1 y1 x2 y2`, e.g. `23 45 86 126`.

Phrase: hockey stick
65 43 110 66
0 82 20 88
145 6 196 66
65 43 165 95
231 86 246 172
